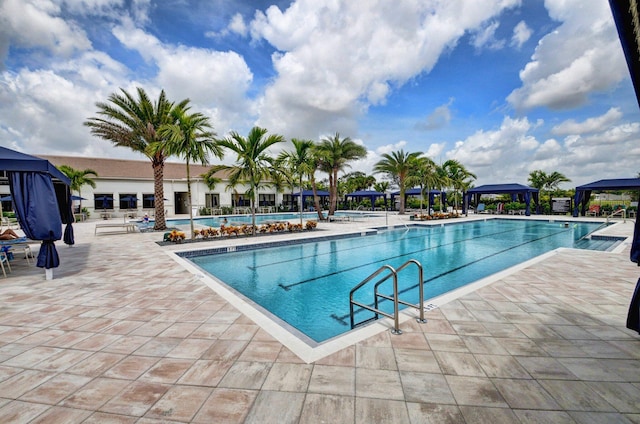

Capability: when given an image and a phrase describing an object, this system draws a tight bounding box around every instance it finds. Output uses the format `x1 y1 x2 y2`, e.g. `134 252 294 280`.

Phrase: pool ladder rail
349 259 427 335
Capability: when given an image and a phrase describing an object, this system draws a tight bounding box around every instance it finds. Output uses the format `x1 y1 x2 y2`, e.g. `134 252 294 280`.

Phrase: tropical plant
406 155 439 215
211 127 285 235
84 87 176 230
528 170 571 213
374 150 422 214
442 159 476 213
277 138 315 227
374 181 390 209
160 102 223 239
58 165 98 211
314 133 367 215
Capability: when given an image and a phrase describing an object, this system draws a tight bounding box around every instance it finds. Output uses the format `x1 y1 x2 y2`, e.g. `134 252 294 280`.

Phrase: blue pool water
168 211 375 227
185 219 613 343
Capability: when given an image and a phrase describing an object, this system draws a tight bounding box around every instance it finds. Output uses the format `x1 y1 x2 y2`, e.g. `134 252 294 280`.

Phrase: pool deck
0 213 639 423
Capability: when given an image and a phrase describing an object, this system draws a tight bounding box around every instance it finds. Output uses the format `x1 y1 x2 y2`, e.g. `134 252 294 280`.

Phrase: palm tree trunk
186 160 194 240
252 187 258 235
298 176 303 227
311 176 323 220
153 161 167 231
399 185 406 215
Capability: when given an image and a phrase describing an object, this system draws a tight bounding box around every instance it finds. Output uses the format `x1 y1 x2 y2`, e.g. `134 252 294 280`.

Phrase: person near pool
0 229 20 240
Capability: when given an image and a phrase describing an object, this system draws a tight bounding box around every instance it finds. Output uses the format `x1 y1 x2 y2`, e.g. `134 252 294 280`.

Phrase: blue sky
1 0 639 187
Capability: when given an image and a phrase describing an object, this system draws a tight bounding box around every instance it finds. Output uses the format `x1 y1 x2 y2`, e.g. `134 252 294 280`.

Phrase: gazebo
292 190 329 210
0 146 73 279
465 183 539 216
344 190 386 211
572 178 640 217
390 188 444 212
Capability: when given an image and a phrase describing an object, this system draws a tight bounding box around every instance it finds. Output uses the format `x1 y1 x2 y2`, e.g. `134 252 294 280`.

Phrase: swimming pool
183 219 613 343
168 211 376 227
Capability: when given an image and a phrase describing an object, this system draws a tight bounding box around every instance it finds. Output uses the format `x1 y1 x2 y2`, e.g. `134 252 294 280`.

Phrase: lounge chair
587 205 600 216
0 237 34 264
1 216 19 229
476 203 485 213
0 249 11 277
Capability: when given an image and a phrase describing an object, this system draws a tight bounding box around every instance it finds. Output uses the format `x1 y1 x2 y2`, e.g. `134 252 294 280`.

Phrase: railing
349 259 426 335
606 208 626 224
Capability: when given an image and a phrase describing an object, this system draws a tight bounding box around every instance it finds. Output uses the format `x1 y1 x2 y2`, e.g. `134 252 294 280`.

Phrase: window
119 193 138 210
259 194 275 206
283 194 295 210
94 194 114 210
143 194 155 209
206 193 219 208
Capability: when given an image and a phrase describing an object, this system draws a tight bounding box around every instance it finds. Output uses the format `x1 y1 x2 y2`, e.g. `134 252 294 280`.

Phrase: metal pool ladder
349 259 426 335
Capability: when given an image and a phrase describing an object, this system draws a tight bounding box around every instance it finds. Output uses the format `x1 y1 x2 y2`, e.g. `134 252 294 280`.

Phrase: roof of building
40 155 228 180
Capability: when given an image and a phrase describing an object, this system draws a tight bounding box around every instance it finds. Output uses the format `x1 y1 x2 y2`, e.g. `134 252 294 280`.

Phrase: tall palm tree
211 127 285 235
58 165 98 212
442 159 476 213
84 87 178 230
277 138 315 226
160 103 223 239
314 133 367 215
406 156 438 215
374 150 422 215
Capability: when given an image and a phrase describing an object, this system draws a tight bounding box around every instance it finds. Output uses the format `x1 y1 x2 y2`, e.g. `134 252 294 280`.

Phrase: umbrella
0 195 12 201
95 195 113 213
143 195 168 201
120 195 139 209
70 195 86 201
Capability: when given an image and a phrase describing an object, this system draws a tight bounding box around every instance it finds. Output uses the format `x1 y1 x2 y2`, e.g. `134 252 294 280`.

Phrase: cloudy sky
1 0 639 187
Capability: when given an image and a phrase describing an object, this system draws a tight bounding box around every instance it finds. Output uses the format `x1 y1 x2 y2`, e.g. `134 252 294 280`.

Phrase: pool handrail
349 259 426 334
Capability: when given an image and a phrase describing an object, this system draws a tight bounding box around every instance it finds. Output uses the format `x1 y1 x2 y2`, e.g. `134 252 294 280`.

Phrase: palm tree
528 170 571 213
277 138 315 227
314 133 367 215
442 159 476 213
211 127 285 235
374 150 422 214
84 87 177 230
374 181 390 210
406 156 438 215
58 165 98 213
160 103 223 239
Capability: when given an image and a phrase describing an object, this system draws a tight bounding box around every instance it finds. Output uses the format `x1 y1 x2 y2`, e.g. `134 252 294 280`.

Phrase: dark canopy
0 146 70 185
390 188 444 212
466 183 539 216
345 190 386 211
0 146 73 272
292 190 329 209
573 178 640 217
609 0 640 333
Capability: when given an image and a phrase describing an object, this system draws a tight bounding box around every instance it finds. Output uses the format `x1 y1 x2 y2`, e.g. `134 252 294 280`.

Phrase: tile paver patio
0 214 639 422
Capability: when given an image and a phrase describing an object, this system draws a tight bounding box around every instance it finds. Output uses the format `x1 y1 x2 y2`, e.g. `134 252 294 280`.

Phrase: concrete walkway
0 214 639 423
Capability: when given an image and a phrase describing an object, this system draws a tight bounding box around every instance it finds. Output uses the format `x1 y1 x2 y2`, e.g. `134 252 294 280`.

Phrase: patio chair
587 205 600 216
0 237 34 264
476 203 486 213
0 249 11 278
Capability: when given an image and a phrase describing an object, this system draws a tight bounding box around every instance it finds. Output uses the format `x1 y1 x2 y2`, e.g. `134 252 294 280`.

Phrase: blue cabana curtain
629 216 640 333
9 172 63 269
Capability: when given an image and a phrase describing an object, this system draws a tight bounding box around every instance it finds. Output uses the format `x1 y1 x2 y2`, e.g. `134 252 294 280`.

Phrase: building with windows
7 155 291 218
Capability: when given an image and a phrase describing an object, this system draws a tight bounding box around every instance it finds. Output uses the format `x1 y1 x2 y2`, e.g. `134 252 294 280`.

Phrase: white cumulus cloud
507 0 626 111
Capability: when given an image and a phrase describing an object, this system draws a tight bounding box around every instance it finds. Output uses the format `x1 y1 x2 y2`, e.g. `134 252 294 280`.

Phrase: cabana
0 146 73 279
344 190 386 211
573 178 640 217
390 188 444 212
465 183 539 216
292 190 329 210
